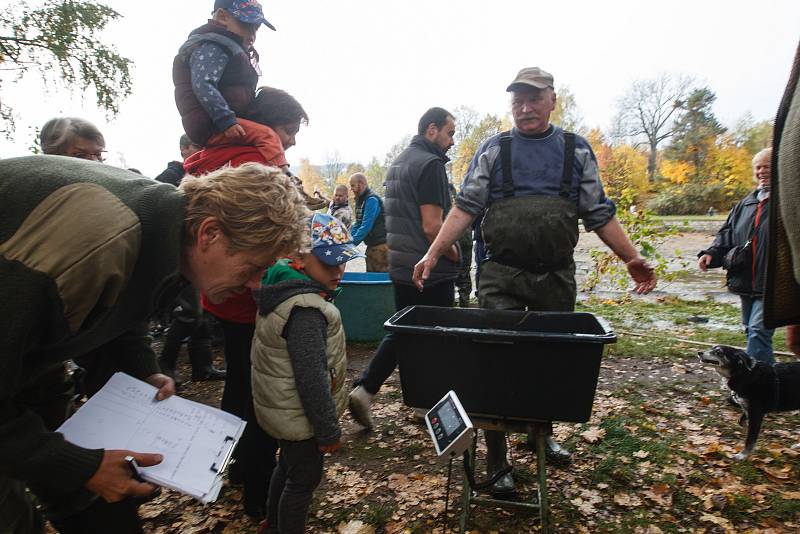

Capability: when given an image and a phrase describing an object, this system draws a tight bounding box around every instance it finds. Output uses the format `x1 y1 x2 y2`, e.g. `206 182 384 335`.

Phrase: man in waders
412 67 657 495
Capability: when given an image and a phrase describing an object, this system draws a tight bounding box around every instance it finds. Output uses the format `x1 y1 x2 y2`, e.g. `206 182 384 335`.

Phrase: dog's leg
734 410 764 461
736 397 748 427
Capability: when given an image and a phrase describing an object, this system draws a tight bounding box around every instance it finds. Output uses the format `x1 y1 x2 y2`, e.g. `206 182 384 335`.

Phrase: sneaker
348 386 374 429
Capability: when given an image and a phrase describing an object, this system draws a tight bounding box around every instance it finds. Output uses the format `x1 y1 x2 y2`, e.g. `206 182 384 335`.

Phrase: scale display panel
425 391 474 463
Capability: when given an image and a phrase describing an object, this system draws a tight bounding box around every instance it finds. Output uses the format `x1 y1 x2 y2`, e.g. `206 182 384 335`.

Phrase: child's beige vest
251 293 347 441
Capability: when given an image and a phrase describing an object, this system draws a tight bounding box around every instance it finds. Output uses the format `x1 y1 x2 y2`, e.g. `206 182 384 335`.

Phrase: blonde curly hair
180 163 311 256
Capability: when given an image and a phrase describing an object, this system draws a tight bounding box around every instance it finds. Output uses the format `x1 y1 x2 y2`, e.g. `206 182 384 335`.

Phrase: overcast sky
2 0 799 176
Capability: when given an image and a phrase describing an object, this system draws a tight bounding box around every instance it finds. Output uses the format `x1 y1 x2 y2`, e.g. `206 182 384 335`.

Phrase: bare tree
612 74 694 182
322 150 342 190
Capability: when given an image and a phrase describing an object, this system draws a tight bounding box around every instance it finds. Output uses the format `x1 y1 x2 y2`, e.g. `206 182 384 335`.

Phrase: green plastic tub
335 272 395 341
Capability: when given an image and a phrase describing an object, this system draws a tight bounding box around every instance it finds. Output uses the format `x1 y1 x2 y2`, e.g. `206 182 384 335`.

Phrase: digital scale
424 391 474 464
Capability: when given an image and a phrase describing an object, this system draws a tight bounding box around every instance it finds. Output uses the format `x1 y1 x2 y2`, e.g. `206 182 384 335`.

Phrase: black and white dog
698 345 800 460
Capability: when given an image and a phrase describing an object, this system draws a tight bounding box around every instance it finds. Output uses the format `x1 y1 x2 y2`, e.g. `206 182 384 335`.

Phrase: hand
145 373 175 401
625 257 656 294
697 254 713 272
223 123 246 140
412 252 441 290
85 450 162 503
318 440 342 454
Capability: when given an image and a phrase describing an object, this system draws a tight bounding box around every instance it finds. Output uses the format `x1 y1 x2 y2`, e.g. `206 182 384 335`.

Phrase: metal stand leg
458 422 551 533
534 424 550 533
459 438 475 534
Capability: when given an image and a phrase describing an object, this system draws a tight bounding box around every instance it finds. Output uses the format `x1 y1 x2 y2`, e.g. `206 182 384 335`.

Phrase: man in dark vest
413 68 657 495
348 108 460 428
349 172 388 272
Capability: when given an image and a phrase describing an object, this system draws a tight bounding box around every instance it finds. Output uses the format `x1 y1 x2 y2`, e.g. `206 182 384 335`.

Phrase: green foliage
0 0 134 128
583 190 686 292
364 156 386 196
450 112 502 183
360 502 395 528
732 112 773 154
664 87 726 173
646 181 732 215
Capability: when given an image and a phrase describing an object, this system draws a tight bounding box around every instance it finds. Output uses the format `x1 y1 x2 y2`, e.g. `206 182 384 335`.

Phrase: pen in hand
125 455 145 482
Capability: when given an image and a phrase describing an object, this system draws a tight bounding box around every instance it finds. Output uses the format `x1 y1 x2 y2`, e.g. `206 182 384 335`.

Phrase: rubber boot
158 320 187 386
485 430 515 496
544 435 572 465
189 333 226 381
458 291 471 308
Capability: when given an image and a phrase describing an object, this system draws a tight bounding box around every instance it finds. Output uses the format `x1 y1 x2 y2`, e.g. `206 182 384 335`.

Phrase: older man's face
511 87 556 135
753 151 771 190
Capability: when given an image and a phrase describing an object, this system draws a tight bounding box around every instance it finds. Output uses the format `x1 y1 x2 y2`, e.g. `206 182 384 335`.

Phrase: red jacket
184 124 286 323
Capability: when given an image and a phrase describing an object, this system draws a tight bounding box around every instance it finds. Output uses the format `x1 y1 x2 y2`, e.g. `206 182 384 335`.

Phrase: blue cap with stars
309 213 365 266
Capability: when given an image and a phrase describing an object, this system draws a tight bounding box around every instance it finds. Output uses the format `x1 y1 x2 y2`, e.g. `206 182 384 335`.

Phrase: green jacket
0 156 187 493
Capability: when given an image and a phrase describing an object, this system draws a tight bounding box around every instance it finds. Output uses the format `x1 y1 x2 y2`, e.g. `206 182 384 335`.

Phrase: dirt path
126 337 800 533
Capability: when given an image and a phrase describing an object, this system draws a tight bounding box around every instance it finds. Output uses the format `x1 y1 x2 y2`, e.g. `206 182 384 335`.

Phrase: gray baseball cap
506 67 554 92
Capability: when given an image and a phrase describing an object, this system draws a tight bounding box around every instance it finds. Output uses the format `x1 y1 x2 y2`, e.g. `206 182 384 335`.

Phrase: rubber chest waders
479 131 579 311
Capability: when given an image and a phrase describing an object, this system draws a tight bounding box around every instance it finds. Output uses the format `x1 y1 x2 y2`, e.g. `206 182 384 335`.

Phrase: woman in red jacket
183 86 311 519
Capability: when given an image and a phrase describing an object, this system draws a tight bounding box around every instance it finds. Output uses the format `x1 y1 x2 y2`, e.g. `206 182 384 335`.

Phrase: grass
577 296 790 355
360 501 395 528
655 215 728 222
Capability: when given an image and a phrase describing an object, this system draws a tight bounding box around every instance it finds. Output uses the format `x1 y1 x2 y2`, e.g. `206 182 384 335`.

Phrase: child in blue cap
251 213 363 533
173 0 275 146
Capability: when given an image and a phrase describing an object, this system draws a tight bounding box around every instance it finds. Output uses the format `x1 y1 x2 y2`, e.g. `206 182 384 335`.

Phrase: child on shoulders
173 0 275 146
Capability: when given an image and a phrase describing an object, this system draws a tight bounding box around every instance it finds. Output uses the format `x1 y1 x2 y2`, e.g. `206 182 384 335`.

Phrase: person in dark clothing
154 134 202 186
699 148 775 364
156 135 223 382
158 285 225 383
173 0 275 146
348 107 459 429
0 157 309 534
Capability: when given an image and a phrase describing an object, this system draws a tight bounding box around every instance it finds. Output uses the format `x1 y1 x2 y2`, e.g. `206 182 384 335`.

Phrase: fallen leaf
700 513 733 529
633 450 649 459
581 427 606 443
760 465 792 482
614 492 642 507
338 520 376 534
643 484 672 507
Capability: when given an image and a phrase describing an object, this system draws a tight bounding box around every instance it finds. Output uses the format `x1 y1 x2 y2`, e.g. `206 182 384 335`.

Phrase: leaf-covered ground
49 297 800 533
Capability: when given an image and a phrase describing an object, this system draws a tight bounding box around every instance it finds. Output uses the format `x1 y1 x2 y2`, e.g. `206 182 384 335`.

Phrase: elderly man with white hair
699 147 776 364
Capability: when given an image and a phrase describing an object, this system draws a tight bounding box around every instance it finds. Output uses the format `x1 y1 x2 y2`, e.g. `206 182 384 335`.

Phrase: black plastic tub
386 306 616 423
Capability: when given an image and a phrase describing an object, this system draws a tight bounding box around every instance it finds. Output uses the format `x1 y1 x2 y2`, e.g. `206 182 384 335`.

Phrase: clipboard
210 435 237 474
57 373 247 503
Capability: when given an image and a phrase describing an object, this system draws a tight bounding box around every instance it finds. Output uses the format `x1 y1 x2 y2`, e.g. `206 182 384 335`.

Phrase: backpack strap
560 132 576 198
499 131 514 198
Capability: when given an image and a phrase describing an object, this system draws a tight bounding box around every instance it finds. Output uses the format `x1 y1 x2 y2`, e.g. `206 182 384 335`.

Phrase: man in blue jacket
349 172 388 272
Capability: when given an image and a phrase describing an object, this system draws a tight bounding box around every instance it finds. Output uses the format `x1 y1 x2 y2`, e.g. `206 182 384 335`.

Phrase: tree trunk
648 141 658 182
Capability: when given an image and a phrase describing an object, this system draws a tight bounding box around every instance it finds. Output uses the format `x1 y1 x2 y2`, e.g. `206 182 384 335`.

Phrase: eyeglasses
65 151 106 162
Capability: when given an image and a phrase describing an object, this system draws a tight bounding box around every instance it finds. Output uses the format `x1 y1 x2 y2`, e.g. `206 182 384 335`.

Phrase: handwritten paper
57 372 245 503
